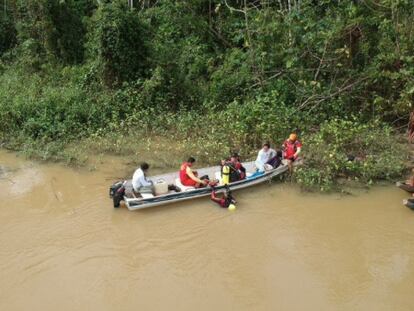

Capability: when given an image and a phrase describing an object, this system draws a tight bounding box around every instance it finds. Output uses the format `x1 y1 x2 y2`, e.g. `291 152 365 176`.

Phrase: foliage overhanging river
1 149 414 311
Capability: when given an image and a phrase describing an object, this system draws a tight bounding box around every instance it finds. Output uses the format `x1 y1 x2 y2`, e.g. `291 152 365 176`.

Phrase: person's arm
186 166 204 184
294 142 302 159
139 173 153 187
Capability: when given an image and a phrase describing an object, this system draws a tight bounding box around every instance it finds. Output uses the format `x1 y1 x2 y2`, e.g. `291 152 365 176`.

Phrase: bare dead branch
223 0 246 14
314 41 328 81
298 77 370 111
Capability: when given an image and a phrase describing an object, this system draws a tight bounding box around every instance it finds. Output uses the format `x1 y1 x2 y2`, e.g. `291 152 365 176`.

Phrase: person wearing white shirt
255 143 277 172
132 162 154 194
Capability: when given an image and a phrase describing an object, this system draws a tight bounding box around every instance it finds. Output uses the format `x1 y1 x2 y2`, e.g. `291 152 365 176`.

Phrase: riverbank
0 37 408 191
0 72 408 191
1 115 409 192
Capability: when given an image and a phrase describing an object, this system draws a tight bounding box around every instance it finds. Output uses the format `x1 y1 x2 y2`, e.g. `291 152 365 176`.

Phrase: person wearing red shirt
210 185 236 208
283 133 302 172
180 157 208 188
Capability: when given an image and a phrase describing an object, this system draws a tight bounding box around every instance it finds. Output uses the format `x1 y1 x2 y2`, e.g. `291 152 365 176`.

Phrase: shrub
295 119 406 191
93 1 149 87
0 11 16 56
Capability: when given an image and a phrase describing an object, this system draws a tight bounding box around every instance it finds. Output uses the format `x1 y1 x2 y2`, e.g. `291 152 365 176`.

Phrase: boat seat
141 193 155 199
175 178 196 191
131 190 154 199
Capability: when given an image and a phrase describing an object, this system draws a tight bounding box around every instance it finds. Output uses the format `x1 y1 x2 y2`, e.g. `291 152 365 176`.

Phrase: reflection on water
1 150 414 311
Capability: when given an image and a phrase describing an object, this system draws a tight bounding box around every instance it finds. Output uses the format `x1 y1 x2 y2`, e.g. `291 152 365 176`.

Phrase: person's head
289 133 297 142
225 189 236 204
140 162 150 172
263 143 270 152
231 152 239 162
221 158 230 166
187 157 196 167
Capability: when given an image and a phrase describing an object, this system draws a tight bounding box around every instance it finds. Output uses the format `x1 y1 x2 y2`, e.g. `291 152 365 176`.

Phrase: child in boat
210 185 236 208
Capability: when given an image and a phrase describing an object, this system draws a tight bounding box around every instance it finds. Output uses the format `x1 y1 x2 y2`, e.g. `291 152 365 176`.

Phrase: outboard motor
109 181 124 198
109 181 126 208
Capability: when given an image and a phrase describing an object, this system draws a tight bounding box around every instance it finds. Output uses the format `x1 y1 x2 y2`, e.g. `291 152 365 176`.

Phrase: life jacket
284 139 301 159
180 162 193 183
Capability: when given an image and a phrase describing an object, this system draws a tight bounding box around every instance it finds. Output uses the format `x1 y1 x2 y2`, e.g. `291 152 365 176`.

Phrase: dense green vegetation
0 0 412 189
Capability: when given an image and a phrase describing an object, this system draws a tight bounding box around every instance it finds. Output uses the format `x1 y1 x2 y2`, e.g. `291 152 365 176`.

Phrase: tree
0 2 16 55
94 1 149 86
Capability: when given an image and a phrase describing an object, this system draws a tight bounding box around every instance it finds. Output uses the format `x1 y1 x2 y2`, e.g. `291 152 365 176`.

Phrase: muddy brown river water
1 149 414 311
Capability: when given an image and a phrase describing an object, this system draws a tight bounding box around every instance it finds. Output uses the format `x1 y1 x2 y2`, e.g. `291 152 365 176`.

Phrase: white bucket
154 179 168 195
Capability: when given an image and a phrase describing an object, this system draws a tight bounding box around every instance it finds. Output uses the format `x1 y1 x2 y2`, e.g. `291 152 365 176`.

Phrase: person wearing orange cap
283 133 302 172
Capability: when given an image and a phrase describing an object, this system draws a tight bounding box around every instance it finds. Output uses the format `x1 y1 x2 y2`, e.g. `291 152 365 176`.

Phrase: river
1 149 414 311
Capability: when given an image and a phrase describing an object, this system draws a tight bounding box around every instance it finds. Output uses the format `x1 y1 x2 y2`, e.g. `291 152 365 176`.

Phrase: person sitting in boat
180 157 208 188
255 142 277 172
210 185 236 209
282 133 302 172
221 154 245 183
132 162 154 195
230 153 246 180
221 158 241 184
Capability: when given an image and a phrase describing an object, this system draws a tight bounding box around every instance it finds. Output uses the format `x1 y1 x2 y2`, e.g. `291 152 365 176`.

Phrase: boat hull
403 198 414 210
396 181 414 193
